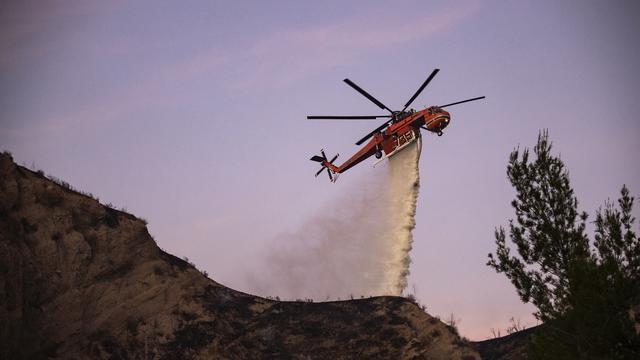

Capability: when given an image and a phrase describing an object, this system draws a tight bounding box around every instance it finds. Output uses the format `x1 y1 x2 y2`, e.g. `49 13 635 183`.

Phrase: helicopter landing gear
437 131 443 137
374 144 383 159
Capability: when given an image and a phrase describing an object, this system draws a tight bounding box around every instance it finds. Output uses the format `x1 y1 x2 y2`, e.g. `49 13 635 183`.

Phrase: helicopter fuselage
308 68 483 182
326 106 450 174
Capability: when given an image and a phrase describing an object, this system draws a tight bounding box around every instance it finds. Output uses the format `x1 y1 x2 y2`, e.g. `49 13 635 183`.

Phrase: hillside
0 152 481 359
473 327 537 360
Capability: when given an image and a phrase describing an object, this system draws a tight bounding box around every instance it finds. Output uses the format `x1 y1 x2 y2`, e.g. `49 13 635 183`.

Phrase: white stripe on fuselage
425 115 448 127
372 136 418 167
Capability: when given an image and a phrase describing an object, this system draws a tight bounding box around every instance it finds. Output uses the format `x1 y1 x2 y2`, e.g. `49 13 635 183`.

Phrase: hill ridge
0 152 481 359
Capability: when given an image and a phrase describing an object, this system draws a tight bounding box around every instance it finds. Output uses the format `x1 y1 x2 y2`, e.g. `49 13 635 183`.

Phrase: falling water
249 139 422 300
380 138 421 294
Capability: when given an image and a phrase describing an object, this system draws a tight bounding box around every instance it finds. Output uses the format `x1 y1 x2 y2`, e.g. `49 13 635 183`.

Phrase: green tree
488 130 640 359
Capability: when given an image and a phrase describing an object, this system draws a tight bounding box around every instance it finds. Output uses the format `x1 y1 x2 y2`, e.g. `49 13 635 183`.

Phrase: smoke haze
249 140 422 300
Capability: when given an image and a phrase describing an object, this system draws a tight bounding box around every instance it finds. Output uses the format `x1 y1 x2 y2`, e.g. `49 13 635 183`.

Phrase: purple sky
2 0 639 339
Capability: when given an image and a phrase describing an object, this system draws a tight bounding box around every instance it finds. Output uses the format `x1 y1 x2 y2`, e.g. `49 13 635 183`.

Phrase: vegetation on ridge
488 131 640 359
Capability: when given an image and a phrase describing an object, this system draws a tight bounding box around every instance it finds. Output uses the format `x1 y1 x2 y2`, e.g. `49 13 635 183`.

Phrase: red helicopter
309 69 484 182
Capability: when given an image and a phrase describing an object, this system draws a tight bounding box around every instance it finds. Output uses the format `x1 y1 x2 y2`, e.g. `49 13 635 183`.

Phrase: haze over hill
0 151 488 359
250 141 422 301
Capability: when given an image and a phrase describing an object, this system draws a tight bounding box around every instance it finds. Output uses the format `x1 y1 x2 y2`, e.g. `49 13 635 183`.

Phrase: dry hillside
0 152 481 359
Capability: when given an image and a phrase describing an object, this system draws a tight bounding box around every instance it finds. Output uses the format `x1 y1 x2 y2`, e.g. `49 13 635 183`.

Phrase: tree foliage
488 130 640 359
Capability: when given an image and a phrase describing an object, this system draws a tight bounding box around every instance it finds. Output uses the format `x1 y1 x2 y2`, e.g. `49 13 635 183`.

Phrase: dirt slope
0 152 479 359
472 327 537 360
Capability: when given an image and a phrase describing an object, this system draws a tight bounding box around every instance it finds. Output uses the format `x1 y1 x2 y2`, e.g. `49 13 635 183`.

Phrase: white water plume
381 138 421 294
250 139 421 300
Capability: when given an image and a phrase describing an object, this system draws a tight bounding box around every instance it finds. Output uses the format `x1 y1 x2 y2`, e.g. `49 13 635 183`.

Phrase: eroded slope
0 153 479 359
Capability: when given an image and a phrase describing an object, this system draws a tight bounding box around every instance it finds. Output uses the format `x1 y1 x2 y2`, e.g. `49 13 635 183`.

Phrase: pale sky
2 0 639 340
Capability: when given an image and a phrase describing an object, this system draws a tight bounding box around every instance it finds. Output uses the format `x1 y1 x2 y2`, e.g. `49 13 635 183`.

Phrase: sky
1 0 639 340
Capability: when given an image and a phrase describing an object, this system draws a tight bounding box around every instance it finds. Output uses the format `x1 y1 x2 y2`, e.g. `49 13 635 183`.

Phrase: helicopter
308 69 484 182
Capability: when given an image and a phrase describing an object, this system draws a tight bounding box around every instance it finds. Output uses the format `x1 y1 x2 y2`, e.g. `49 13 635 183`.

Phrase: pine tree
488 130 640 359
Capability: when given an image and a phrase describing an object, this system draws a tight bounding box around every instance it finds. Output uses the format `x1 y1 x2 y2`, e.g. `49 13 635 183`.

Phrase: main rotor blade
343 79 394 114
315 167 325 177
439 96 486 108
355 120 392 146
402 68 440 112
307 115 392 120
326 168 333 181
329 154 338 163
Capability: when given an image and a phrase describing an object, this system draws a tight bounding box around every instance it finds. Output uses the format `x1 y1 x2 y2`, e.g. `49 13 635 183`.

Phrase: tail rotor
310 149 339 182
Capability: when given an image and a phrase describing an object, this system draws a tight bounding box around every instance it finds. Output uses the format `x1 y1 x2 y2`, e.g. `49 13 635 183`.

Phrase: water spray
250 140 422 300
